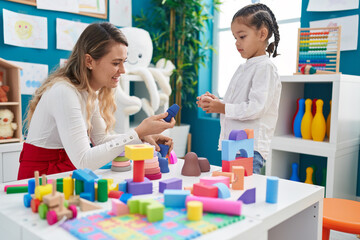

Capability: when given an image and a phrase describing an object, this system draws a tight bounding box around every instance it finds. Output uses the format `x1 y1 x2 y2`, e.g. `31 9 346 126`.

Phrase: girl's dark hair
232 3 280 58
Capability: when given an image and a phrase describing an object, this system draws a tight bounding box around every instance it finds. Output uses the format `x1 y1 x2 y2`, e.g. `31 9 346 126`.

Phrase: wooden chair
323 198 360 240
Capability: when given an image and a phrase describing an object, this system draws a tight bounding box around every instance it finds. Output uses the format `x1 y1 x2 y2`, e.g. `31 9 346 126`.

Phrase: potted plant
134 0 221 156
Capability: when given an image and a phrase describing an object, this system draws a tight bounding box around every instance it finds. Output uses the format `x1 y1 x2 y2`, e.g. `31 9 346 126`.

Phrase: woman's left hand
142 134 174 154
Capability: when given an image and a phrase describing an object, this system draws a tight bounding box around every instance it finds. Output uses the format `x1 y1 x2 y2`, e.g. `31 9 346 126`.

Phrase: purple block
125 178 153 196
237 187 256 204
229 130 248 141
159 178 182 193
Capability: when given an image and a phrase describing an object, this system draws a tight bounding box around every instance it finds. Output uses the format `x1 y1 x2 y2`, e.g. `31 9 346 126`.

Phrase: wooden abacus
295 26 341 74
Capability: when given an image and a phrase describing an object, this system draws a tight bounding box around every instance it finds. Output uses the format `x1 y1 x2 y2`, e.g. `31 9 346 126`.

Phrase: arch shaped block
221 138 254 161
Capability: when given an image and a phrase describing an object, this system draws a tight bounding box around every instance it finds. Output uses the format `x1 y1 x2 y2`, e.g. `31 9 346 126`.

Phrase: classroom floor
331 230 360 240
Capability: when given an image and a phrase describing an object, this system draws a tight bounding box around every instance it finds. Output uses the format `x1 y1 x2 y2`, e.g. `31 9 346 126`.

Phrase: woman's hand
142 134 174 154
134 112 176 139
201 97 225 114
196 92 218 109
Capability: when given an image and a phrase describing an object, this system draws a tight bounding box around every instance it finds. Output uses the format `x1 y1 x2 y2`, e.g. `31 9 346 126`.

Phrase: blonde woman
18 22 175 180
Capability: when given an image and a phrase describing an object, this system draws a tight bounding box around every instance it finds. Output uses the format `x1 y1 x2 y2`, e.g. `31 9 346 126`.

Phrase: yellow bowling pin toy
326 100 332 138
312 99 326 141
305 167 314 184
301 99 313 140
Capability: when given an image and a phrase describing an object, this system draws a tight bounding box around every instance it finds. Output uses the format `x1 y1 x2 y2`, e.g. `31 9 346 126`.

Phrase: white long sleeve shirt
220 55 282 160
26 80 142 170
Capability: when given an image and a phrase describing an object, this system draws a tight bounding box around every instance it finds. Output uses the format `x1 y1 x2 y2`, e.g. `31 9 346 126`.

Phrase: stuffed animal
0 109 17 139
0 72 10 102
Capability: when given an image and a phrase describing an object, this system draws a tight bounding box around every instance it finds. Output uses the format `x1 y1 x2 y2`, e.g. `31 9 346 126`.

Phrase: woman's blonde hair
25 22 128 134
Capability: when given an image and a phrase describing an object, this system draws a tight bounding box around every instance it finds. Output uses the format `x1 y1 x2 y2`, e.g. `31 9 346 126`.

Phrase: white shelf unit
267 74 360 200
0 142 23 183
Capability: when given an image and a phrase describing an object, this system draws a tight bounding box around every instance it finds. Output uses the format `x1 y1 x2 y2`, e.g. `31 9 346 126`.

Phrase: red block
108 190 123 199
133 160 145 182
193 183 218 198
222 157 253 176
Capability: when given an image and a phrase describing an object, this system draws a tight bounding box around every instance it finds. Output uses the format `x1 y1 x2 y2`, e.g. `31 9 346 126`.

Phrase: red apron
18 143 76 180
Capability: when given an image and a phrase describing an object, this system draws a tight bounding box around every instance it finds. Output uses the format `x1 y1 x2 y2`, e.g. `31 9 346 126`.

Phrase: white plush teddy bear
0 109 17 139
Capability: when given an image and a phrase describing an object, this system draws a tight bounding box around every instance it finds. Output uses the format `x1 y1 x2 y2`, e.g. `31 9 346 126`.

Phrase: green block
75 179 84 195
127 199 140 214
147 203 164 222
6 186 28 194
56 178 63 192
113 156 130 162
97 179 108 202
139 199 156 215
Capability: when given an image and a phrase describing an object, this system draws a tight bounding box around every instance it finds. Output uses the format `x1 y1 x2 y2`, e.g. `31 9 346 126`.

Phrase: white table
0 160 324 240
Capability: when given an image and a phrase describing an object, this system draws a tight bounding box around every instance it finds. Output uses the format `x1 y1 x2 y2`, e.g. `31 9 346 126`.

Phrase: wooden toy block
110 199 129 216
229 130 248 141
95 183 98 201
118 181 127 193
158 144 169 157
211 171 235 183
145 172 162 180
126 178 152 196
200 176 230 188
68 195 80 206
120 193 132 204
79 198 102 212
232 166 244 190
34 171 40 187
35 184 52 201
159 178 182 193
125 144 154 161
42 181 62 207
6 186 28 194
41 174 47 186
193 183 218 198
186 195 242 216
266 177 279 204
63 177 74 200
108 190 123 199
133 160 145 182
187 200 203 221
244 129 254 139
184 186 193 194
158 157 169 173
72 169 95 182
237 188 256 204
213 183 230 199
221 138 254 161
164 189 190 208
97 179 108 202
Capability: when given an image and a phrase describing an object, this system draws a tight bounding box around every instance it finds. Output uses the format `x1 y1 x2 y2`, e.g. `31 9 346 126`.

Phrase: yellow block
187 201 203 221
125 144 154 161
63 177 73 200
34 184 52 201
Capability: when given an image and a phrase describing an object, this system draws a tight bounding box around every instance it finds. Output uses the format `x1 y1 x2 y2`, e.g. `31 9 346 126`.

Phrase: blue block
23 193 32 208
120 193 132 204
99 161 112 169
266 177 279 204
158 157 169 173
83 179 95 201
213 182 230 199
125 178 153 196
221 138 254 161
118 180 127 193
79 192 92 202
164 189 190 208
158 144 170 157
237 188 256 204
83 168 99 180
164 104 180 122
72 169 96 182
28 179 35 194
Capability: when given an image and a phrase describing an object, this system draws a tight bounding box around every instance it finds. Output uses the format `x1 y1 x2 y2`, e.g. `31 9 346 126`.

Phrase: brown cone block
198 157 210 172
181 152 201 176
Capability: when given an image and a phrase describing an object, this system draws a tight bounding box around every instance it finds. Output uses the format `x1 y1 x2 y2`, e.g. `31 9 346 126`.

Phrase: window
213 0 302 98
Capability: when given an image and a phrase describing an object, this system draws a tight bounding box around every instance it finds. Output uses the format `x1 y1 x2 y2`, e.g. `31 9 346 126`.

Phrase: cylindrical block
266 176 279 204
28 179 35 194
186 195 242 216
187 201 203 221
35 184 52 201
63 177 73 200
6 186 28 194
56 178 63 192
133 160 145 182
75 179 84 195
97 179 108 202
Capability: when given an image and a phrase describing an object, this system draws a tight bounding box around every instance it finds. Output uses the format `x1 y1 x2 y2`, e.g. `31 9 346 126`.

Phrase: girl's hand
142 134 174 154
135 112 176 139
202 98 225 114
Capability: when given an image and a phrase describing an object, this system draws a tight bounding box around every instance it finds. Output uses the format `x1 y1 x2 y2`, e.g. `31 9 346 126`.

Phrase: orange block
184 186 193 194
212 171 234 183
222 157 253 176
232 166 244 190
244 129 254 139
